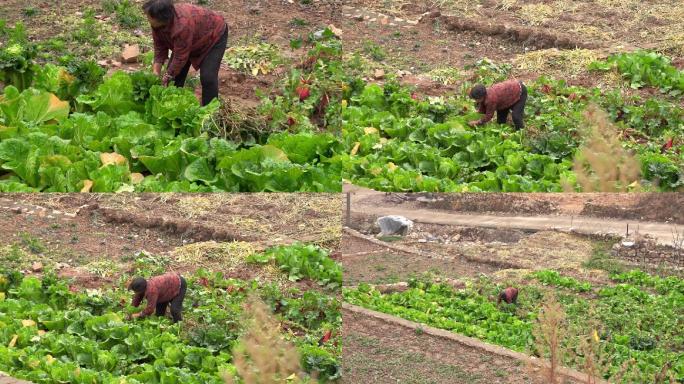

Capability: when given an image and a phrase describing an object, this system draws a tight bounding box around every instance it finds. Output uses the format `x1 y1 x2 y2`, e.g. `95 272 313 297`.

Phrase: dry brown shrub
567 104 641 192
532 294 567 384
222 295 309 384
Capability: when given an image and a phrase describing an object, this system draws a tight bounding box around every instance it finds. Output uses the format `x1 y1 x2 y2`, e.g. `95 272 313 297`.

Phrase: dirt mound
435 15 598 50
581 194 684 224
93 207 257 243
425 193 559 215
453 227 528 243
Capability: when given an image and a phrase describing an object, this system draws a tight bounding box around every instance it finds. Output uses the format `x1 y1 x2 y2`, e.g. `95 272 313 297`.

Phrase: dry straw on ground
462 231 595 272
207 99 270 144
519 3 558 26
514 49 600 78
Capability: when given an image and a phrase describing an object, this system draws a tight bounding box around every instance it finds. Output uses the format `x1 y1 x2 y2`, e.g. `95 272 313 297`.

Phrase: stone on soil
121 44 140 63
31 262 43 272
376 215 414 237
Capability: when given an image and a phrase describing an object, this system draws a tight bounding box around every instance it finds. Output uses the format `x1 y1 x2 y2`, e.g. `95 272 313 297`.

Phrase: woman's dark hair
143 0 175 23
469 84 487 100
129 277 148 293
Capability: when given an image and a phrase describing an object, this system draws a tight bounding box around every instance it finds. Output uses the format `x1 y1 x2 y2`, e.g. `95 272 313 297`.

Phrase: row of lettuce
0 25 345 192
0 243 342 383
340 73 683 192
0 19 682 192
344 269 684 383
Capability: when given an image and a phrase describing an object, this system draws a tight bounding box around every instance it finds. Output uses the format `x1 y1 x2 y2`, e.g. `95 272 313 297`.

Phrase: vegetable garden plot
341 54 684 192
0 242 342 384
0 24 344 193
344 269 684 383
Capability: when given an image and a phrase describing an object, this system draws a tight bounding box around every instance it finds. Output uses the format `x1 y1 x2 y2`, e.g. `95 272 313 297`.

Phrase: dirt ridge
432 14 599 50
91 206 259 243
343 227 431 257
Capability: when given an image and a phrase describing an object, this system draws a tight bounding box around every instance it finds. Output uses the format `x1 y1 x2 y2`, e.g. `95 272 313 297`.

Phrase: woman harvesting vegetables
128 272 187 323
468 79 528 130
497 287 519 305
143 0 228 106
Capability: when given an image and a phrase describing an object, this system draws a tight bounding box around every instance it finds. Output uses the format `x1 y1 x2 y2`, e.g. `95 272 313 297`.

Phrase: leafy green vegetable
344 270 684 383
0 22 37 91
591 51 684 96
342 72 683 192
249 243 342 289
0 66 341 192
0 242 341 383
530 270 592 292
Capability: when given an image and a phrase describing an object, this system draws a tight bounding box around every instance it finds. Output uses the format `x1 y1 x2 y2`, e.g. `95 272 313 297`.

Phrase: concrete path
347 193 681 246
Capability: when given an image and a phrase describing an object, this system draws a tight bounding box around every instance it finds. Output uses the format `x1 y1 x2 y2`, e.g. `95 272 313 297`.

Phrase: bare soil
348 0 683 57
19 193 342 248
343 236 497 285
0 373 32 384
0 194 341 289
343 222 611 285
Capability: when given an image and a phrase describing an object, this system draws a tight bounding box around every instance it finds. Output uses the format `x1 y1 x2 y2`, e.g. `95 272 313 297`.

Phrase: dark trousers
155 276 187 323
172 25 228 106
497 82 527 130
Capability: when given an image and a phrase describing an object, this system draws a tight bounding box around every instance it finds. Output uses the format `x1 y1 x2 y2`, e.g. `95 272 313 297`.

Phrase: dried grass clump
519 3 558 26
593 0 637 7
222 296 307 384
568 104 641 192
515 48 599 78
173 241 259 267
175 196 217 219
658 31 684 56
571 25 614 42
206 99 271 144
172 241 287 284
464 231 595 272
498 0 518 11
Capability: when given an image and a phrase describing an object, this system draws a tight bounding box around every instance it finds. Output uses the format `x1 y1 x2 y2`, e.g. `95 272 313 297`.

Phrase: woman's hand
161 73 173 87
468 120 480 127
153 63 163 76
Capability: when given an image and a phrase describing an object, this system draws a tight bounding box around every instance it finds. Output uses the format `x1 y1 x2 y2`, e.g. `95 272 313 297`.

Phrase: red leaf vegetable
296 86 311 101
318 330 333 346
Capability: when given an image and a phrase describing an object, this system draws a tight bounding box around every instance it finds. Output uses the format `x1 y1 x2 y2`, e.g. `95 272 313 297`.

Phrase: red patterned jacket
476 79 523 124
152 3 227 78
132 272 182 317
498 287 519 304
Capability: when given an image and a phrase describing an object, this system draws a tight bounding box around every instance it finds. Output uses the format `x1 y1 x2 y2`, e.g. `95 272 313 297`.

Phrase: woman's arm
165 28 193 79
152 29 170 72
